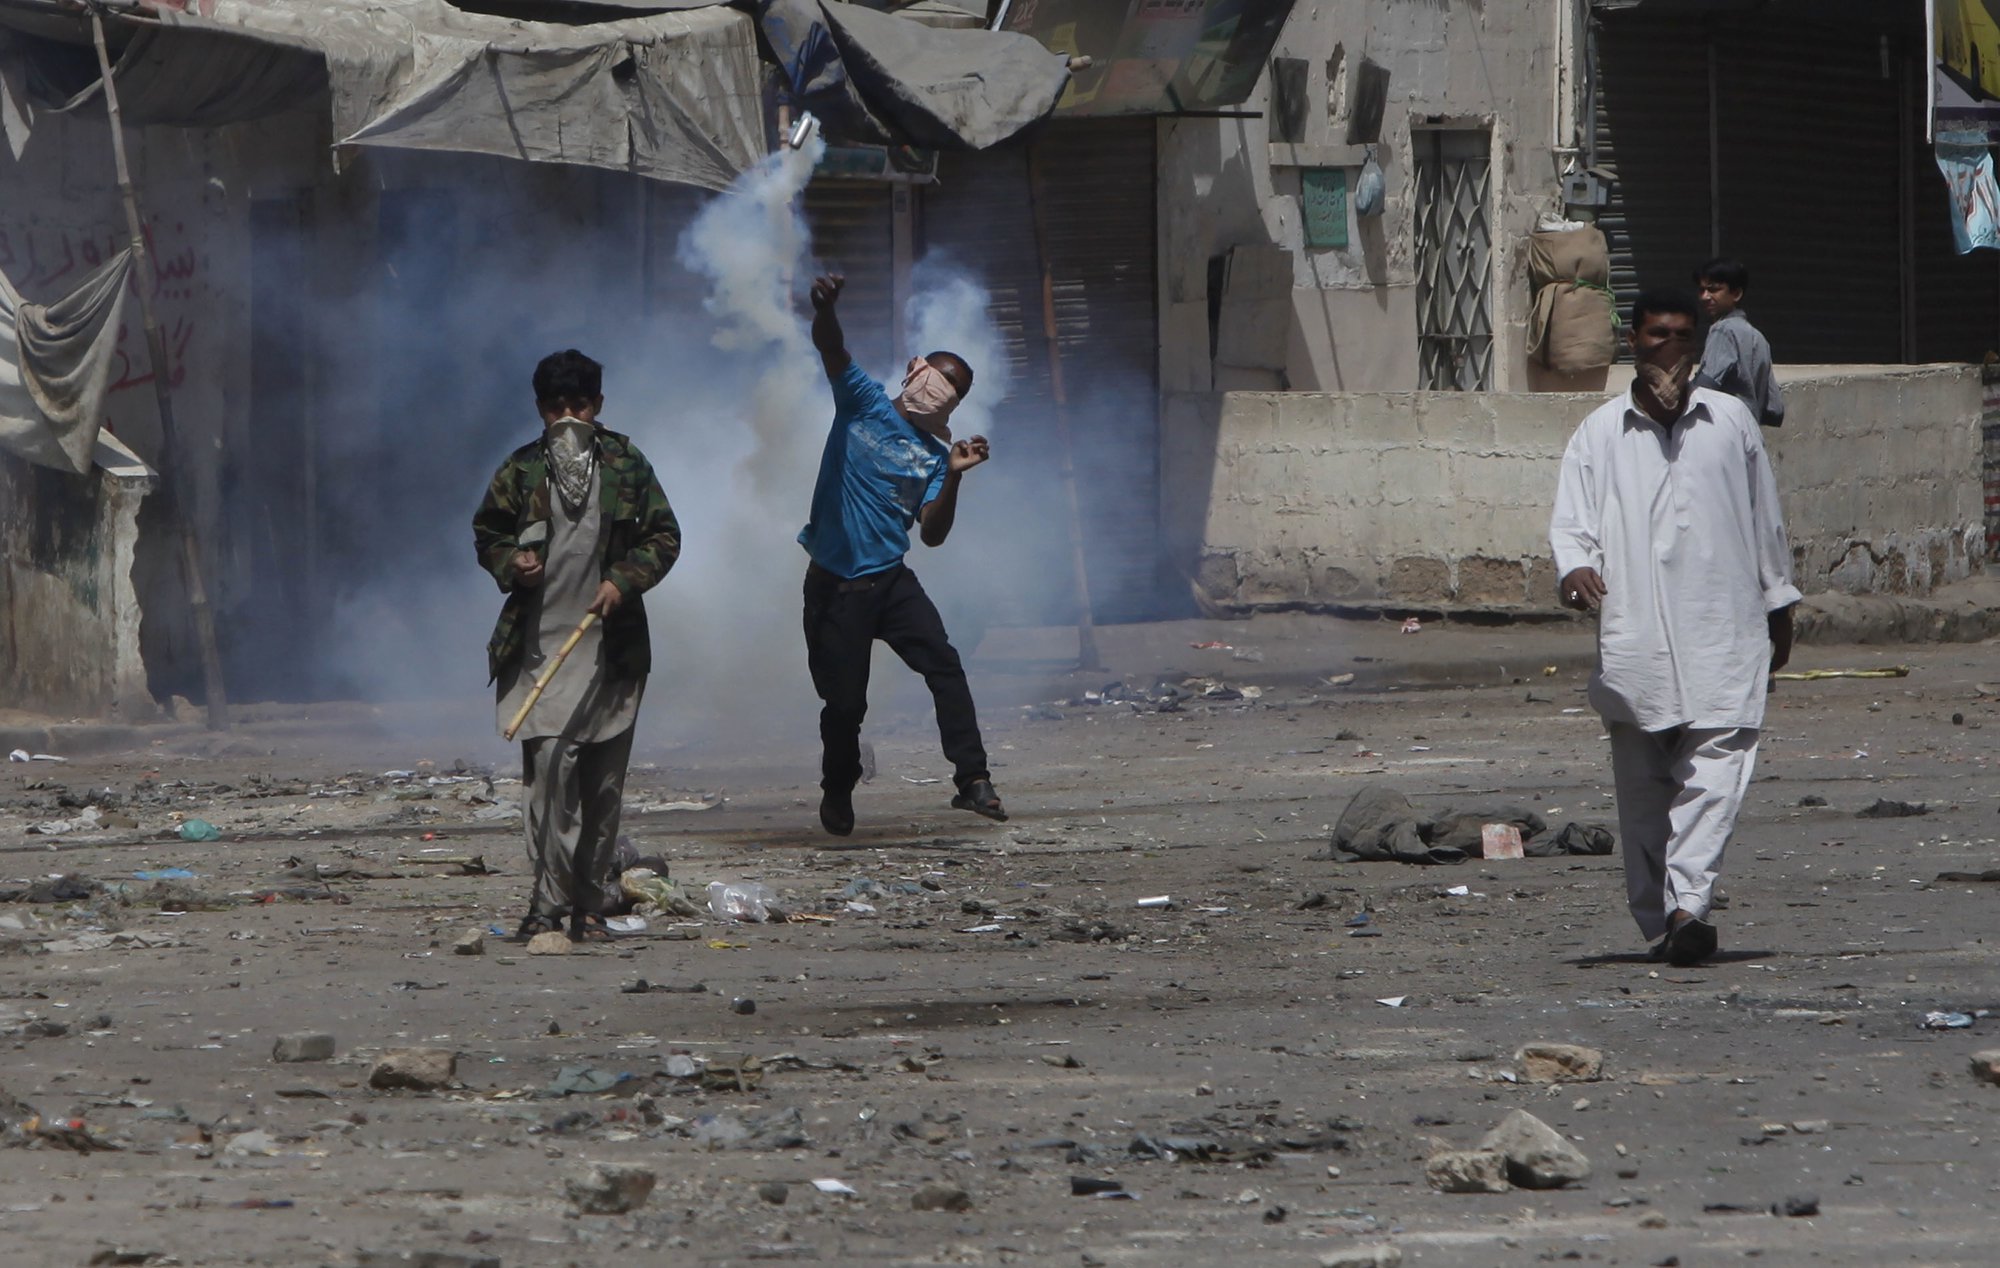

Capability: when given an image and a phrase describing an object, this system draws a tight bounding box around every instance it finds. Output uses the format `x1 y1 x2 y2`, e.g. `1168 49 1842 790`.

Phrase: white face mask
896 357 961 441
546 416 596 511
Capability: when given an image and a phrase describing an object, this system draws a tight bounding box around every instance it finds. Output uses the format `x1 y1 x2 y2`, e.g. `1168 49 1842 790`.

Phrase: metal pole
89 7 230 729
1026 139 1104 673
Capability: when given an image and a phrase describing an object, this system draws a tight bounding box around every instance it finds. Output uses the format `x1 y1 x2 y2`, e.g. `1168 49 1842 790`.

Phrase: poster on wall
997 0 1297 117
1933 0 2000 140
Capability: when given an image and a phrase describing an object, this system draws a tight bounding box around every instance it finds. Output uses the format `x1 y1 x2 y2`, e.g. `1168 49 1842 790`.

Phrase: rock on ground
1320 1247 1403 1268
1425 1148 1510 1194
911 1183 973 1212
1971 1051 2000 1087
1480 1109 1591 1189
452 929 484 956
368 1048 457 1091
1515 1042 1603 1083
526 931 570 956
565 1162 656 1214
271 1032 335 1063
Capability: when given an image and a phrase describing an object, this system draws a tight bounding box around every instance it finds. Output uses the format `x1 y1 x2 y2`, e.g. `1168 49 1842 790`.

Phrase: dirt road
2 618 1995 1267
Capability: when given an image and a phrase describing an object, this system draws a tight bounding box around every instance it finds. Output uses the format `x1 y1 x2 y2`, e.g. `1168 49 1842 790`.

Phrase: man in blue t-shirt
798 274 1005 836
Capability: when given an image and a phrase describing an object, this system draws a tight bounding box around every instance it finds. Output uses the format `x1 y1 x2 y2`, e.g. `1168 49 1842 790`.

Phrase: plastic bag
707 881 777 923
1354 147 1385 218
619 868 704 919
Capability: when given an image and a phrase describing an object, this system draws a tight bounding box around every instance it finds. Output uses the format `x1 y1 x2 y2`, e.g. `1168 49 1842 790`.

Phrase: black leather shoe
819 785 855 836
1665 916 1718 967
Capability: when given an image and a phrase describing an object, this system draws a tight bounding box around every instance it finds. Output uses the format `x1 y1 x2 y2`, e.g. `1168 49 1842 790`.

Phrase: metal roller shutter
804 180 897 376
921 119 1161 624
1593 13 1710 345
1712 14 1901 364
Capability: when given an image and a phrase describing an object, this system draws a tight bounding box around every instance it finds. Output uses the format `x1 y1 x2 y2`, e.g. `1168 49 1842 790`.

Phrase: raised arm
810 274 851 381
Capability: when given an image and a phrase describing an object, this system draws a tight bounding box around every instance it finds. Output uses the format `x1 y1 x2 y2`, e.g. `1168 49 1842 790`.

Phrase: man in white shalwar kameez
1549 288 1800 967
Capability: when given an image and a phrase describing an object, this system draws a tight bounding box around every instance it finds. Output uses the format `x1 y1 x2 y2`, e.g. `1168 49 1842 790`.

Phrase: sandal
569 911 615 944
513 912 563 942
951 778 1008 823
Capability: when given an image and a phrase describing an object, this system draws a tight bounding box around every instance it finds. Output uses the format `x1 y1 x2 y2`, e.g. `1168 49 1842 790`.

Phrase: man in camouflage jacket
473 349 680 942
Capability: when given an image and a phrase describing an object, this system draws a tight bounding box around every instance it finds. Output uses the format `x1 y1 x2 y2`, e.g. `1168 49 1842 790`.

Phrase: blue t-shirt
797 362 950 578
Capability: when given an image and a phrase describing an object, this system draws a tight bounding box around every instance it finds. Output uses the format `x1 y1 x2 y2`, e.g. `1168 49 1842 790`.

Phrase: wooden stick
503 613 598 741
91 9 231 731
1770 667 1911 681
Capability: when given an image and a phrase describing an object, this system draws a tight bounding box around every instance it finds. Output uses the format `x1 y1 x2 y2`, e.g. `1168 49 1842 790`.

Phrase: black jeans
803 562 990 794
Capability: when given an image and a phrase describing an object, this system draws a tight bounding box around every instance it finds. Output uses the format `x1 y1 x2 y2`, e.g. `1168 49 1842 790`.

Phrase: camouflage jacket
472 427 681 683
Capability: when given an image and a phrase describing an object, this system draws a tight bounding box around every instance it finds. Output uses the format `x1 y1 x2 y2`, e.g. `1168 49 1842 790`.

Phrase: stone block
565 1162 656 1214
1414 393 1496 450
1971 1050 2000 1086
1389 556 1451 603
1238 549 1311 604
272 1033 335 1063
1319 1247 1403 1268
1524 556 1560 605
1377 446 1448 507
911 1183 973 1212
369 1048 457 1092
1311 562 1369 601
1193 551 1241 604
1455 556 1526 606
1514 1042 1604 1084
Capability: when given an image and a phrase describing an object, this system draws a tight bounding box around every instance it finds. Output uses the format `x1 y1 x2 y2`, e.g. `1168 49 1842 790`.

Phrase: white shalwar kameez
1549 387 1801 940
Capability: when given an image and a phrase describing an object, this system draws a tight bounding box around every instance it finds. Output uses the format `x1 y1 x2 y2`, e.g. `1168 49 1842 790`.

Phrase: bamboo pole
1025 139 1104 673
89 8 230 729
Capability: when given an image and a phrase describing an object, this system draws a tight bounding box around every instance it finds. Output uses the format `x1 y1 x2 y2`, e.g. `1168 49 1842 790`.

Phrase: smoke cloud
296 138 1018 764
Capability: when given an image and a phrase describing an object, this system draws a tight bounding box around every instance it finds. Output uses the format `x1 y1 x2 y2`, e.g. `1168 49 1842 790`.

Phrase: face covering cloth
546 417 597 513
1637 355 1695 415
897 358 960 441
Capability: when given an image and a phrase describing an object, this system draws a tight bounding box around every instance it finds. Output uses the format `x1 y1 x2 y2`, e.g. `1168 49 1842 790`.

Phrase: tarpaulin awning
755 0 1071 149
996 0 1296 118
0 0 1075 187
0 0 767 190
0 248 135 475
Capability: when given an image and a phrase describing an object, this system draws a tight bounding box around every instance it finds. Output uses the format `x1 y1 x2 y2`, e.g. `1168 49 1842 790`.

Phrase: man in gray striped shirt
1694 258 1784 428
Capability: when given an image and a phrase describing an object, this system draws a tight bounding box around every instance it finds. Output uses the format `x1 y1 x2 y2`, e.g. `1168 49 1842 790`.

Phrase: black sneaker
1665 916 1718 967
819 784 855 837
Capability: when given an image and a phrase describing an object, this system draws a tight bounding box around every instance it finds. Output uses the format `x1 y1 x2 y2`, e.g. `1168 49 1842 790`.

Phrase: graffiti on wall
0 216 202 394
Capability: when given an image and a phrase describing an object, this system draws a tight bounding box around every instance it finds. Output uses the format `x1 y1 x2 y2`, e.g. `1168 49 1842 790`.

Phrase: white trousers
1607 723 1759 941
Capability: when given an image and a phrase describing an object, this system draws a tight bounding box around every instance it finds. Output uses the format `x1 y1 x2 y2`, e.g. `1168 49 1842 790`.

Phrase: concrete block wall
1767 366 1985 596
1165 366 1984 613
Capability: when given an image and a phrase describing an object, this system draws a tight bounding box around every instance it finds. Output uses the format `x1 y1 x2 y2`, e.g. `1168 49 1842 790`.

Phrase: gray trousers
521 727 633 920
1608 723 1759 941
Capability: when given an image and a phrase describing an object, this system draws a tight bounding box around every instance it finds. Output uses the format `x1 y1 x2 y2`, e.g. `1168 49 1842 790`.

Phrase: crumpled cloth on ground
1321 784 1613 864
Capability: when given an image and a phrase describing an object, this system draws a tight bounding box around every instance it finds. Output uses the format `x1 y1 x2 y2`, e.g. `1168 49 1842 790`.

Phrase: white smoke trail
903 259 1012 440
